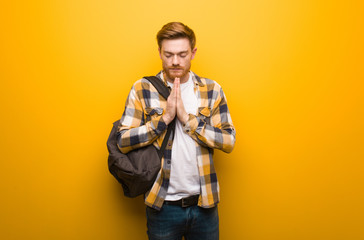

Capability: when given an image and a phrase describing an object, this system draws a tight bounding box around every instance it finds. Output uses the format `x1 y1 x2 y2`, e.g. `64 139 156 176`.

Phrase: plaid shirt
117 71 236 210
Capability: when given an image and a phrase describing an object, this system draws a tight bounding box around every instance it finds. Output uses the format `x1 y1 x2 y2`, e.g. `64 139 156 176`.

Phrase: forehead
160 38 191 52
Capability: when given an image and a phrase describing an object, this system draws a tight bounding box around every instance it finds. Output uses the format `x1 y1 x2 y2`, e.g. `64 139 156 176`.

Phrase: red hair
156 22 196 49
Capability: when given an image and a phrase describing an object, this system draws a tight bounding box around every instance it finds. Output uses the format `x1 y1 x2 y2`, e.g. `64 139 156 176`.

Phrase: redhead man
117 22 236 240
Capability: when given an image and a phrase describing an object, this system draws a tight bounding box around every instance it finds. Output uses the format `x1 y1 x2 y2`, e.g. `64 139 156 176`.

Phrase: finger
177 85 181 99
175 78 180 96
170 81 176 97
174 78 179 98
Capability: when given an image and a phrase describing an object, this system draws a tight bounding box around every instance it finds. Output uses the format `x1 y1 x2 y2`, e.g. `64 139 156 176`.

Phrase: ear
191 47 197 60
158 47 162 59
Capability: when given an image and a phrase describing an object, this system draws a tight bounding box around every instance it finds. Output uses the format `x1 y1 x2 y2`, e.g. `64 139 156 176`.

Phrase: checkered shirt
117 71 236 210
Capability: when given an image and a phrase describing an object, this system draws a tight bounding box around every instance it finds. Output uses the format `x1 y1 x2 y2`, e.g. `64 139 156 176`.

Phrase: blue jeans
146 204 219 240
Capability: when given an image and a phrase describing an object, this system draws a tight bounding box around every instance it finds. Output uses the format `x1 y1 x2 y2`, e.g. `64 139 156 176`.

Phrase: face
159 38 197 83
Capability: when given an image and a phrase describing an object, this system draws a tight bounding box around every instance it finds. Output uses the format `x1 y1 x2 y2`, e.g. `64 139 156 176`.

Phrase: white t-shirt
163 72 200 201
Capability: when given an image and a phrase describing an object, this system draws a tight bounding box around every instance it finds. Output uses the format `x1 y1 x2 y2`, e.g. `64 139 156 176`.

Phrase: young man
117 22 236 240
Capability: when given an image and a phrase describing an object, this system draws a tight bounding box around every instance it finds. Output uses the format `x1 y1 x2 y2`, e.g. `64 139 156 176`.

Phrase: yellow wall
1 1 363 239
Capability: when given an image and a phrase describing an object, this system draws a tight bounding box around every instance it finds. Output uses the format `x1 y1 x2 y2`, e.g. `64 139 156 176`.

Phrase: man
117 22 236 240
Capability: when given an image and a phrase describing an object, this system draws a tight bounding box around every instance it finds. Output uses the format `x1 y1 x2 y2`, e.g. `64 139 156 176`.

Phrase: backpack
107 76 175 197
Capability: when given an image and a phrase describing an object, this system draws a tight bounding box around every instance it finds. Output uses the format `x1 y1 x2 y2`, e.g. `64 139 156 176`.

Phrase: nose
172 55 179 66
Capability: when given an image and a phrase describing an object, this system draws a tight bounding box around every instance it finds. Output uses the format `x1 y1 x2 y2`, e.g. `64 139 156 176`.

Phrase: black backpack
107 76 175 197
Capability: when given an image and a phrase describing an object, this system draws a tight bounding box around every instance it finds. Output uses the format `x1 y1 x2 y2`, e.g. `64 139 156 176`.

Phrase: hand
162 79 177 125
162 78 189 125
175 78 189 125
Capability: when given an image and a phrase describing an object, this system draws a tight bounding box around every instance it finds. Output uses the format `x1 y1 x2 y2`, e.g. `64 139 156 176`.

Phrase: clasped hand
162 78 189 125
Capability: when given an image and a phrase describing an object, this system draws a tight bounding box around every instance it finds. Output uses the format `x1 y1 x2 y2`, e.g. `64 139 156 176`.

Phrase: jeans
146 204 219 240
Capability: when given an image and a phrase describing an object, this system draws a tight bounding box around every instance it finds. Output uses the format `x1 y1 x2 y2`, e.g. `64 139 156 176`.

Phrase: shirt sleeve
116 83 168 154
183 86 236 153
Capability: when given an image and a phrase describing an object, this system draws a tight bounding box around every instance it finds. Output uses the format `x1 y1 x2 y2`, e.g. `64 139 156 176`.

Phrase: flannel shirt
117 71 236 210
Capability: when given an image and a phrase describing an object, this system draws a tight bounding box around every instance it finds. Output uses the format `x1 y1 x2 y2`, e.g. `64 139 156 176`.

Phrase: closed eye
163 51 189 58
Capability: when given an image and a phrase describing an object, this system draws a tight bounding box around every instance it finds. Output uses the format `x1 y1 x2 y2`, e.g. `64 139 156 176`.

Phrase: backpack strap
143 76 170 100
143 76 176 159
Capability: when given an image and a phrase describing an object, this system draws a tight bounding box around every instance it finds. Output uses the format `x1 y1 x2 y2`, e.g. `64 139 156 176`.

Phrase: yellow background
1 0 363 239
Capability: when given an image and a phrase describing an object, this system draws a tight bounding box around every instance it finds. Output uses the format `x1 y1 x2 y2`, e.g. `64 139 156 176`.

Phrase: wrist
181 113 189 125
162 114 172 125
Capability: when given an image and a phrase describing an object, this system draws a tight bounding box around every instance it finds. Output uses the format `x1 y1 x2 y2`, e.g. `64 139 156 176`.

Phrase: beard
163 65 190 82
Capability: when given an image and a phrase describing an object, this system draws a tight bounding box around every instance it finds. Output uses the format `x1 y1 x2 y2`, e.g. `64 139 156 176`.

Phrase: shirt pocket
144 107 164 122
198 107 212 122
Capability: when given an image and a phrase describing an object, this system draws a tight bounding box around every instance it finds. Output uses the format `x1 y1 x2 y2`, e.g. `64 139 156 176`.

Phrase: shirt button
167 160 171 164
168 142 172 146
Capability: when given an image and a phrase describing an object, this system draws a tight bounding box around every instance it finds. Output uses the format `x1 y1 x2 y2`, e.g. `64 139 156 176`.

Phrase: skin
158 38 197 125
